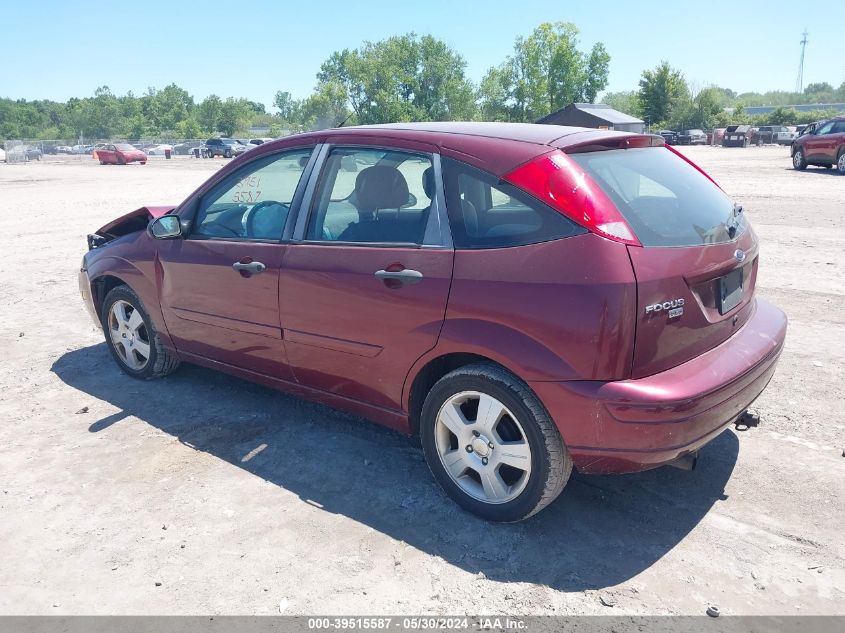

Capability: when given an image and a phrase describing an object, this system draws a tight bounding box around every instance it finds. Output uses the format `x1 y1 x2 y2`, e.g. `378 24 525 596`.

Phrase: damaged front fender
88 206 176 249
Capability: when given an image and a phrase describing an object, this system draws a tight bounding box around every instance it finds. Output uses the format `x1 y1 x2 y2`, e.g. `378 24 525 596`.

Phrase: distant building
537 103 645 133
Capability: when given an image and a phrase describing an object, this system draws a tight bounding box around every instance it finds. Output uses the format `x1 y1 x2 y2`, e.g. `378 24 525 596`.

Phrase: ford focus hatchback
79 122 787 521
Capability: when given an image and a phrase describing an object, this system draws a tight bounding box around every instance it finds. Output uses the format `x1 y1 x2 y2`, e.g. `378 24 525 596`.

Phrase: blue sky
3 0 843 110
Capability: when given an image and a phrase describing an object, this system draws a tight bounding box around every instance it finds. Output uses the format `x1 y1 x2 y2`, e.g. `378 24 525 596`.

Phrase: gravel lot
0 146 842 616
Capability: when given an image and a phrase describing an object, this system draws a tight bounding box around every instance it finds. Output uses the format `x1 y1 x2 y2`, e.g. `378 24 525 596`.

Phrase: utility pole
796 30 808 94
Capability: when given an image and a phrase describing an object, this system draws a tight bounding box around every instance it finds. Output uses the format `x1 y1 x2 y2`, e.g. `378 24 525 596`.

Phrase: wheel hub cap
471 435 491 457
434 391 532 505
108 300 150 370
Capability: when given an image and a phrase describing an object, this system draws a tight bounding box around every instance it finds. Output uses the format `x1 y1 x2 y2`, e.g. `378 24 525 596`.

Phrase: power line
796 29 808 93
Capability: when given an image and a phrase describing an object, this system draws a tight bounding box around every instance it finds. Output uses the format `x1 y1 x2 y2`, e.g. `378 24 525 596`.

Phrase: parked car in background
795 124 810 136
677 129 707 145
204 138 247 158
145 144 174 156
173 141 202 155
5 145 42 161
722 125 753 147
0 147 5 162
249 137 275 145
658 130 677 145
79 122 786 521
791 116 845 173
71 145 93 154
752 126 795 145
55 145 73 154
95 143 148 165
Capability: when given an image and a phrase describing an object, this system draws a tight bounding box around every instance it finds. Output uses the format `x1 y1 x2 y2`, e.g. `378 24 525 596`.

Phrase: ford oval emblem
734 249 746 263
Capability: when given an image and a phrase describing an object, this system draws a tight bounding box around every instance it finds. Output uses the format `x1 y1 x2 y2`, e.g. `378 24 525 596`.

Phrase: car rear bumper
531 298 787 474
78 268 101 329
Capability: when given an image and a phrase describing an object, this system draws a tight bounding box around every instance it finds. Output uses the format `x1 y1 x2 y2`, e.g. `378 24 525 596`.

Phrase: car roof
251 121 660 177
351 121 593 145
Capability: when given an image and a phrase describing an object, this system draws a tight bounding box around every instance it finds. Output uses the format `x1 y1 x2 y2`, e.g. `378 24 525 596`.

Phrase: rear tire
793 149 807 170
101 285 180 380
420 363 572 522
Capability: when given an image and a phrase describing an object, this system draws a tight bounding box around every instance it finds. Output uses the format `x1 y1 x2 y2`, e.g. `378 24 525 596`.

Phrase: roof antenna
336 112 354 128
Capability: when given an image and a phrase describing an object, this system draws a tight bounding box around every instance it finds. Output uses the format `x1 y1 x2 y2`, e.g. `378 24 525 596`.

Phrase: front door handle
374 268 423 286
233 260 266 274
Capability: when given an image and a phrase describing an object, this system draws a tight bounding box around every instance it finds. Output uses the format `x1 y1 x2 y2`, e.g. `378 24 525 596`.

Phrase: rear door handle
374 269 423 286
233 261 266 273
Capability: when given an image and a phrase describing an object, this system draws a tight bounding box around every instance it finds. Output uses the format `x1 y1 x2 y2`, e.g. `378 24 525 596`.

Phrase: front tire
101 285 180 380
420 363 572 522
793 149 807 170
837 151 845 175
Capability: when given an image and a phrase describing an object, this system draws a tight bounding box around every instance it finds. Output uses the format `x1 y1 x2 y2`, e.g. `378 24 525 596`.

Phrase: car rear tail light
503 150 641 246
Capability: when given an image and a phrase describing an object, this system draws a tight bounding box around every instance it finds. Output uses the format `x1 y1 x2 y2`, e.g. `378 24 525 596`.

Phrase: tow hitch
734 410 760 431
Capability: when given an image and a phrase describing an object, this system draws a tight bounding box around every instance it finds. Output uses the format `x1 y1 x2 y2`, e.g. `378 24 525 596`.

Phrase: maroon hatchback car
79 122 787 521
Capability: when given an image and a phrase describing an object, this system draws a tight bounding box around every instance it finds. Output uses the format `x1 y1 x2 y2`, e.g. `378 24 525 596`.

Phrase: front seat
339 166 410 242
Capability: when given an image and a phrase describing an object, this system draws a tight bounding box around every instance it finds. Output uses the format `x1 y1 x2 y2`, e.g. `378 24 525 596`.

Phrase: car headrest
355 166 409 211
421 166 435 199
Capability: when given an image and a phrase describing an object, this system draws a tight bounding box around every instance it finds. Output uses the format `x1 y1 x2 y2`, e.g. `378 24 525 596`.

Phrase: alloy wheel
838 153 845 174
434 391 532 504
107 300 151 370
793 151 803 168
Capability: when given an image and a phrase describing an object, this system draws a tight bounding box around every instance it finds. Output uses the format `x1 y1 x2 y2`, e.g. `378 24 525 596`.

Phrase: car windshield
115 144 135 151
569 147 744 247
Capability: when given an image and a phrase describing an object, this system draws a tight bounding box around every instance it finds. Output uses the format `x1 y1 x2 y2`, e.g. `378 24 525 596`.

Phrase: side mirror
149 215 182 239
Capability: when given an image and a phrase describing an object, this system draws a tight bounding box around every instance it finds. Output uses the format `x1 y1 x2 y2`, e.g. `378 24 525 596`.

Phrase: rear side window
441 157 584 249
306 147 434 245
569 147 743 247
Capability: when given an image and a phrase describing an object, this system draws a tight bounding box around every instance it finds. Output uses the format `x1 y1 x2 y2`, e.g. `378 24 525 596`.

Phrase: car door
156 146 316 379
804 121 834 162
279 142 453 411
99 144 115 163
828 120 845 162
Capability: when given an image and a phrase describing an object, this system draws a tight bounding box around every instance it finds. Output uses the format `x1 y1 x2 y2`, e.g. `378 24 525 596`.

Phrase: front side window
306 147 434 245
441 157 584 249
193 147 313 240
816 121 835 135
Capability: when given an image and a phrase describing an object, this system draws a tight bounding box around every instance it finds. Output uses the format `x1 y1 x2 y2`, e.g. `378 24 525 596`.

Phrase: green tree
273 91 297 120
217 98 241 136
478 22 610 122
197 95 223 133
601 91 640 117
315 33 476 125
637 61 689 127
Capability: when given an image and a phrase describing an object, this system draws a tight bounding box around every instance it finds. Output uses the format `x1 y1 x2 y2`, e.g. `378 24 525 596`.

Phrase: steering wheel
245 200 289 239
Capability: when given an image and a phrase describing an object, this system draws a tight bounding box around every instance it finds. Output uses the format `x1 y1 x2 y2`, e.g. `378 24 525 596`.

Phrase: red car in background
96 143 147 165
78 123 787 521
791 116 845 173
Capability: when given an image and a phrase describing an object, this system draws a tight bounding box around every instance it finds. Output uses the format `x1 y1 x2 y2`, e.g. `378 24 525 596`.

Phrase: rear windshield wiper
726 203 743 238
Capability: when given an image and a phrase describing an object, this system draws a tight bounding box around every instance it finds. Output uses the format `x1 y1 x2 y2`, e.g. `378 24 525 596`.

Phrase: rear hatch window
568 147 744 247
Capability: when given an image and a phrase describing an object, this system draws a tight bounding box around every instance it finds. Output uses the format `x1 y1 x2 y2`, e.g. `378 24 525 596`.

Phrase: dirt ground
0 146 842 616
